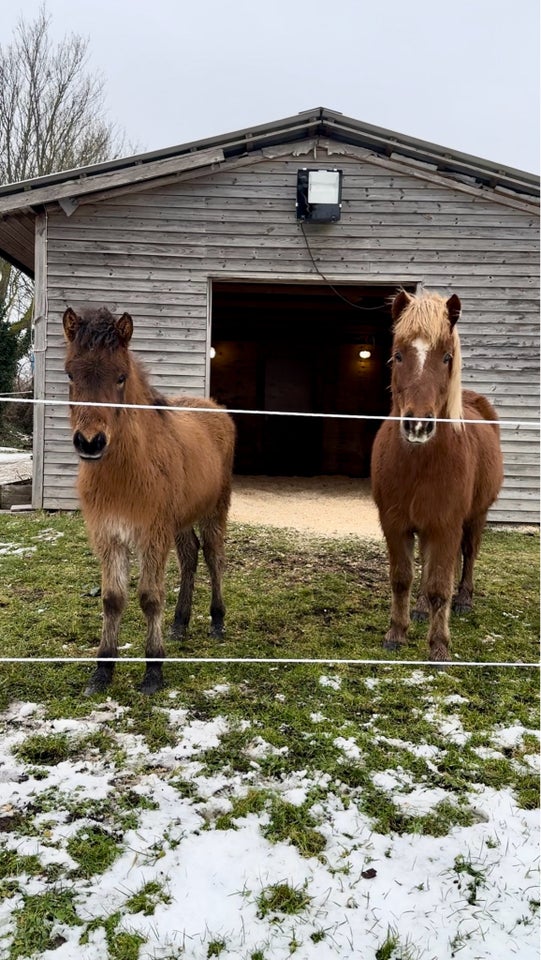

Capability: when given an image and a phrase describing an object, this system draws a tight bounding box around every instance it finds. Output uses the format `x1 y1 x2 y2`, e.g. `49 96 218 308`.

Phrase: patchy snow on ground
0 695 539 960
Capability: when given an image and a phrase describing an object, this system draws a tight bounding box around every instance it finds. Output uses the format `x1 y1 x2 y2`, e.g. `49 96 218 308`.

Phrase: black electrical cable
299 221 389 311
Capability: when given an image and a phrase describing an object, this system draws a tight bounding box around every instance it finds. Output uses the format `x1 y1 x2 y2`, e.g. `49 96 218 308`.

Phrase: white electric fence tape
0 394 539 429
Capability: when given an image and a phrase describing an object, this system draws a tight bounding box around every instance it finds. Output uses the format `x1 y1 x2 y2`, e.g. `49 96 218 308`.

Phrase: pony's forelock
393 291 451 347
393 290 464 430
72 307 126 351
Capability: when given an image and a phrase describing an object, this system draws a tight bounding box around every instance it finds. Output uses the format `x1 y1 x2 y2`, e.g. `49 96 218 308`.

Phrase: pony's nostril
425 415 435 435
402 411 413 431
73 431 107 459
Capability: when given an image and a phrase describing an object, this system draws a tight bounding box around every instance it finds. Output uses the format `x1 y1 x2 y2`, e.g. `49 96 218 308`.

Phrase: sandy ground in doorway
0 451 383 540
230 475 383 540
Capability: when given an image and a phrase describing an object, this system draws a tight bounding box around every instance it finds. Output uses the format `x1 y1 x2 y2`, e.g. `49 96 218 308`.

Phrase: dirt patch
230 476 383 540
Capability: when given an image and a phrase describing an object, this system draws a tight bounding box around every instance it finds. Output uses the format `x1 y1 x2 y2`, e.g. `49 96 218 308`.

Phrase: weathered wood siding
41 142 539 521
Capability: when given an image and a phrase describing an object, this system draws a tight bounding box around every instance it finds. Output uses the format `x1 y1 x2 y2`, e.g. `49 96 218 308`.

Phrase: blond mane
393 290 464 429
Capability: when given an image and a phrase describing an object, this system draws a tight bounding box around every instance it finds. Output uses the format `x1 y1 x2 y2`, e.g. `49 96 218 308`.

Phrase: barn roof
0 106 539 276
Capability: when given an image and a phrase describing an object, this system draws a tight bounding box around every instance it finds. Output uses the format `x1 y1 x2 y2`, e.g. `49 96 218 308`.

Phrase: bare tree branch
0 3 129 356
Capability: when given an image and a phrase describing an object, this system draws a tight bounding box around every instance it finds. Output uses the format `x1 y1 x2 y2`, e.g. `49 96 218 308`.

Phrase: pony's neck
125 356 161 408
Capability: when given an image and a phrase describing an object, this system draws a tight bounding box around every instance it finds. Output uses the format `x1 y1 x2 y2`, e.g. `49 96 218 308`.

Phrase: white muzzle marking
404 421 432 443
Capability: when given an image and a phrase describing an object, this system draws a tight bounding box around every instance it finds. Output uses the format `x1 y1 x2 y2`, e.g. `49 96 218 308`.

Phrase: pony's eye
443 353 452 365
66 372 73 382
394 351 403 363
117 374 127 386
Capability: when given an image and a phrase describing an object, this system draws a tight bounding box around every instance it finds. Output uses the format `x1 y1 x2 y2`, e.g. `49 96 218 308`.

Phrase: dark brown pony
371 289 503 661
63 306 235 694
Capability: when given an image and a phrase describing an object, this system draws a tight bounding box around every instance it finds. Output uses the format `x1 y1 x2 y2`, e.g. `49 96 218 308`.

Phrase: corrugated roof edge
0 106 538 201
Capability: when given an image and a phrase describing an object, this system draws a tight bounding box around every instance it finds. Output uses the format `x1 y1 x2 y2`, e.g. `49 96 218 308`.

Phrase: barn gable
0 108 538 523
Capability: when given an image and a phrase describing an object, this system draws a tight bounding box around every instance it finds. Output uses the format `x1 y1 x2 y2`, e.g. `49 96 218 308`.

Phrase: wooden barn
0 107 538 523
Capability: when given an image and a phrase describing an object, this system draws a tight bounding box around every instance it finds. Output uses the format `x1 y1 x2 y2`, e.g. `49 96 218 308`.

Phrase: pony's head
63 306 134 460
389 289 463 443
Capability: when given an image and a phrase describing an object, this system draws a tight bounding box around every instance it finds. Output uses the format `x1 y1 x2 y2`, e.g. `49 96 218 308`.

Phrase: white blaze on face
412 337 429 373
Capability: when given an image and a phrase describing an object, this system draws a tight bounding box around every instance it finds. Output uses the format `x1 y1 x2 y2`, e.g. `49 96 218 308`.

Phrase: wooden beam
32 212 47 509
0 146 225 215
317 139 540 215
77 141 320 206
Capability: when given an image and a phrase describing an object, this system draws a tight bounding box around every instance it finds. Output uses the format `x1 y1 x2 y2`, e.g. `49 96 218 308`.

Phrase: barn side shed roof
0 106 539 277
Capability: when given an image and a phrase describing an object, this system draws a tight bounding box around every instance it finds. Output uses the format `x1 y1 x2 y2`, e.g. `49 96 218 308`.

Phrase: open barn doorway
210 280 413 478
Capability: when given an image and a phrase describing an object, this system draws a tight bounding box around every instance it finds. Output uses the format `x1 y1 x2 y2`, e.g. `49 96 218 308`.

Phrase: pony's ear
63 307 80 342
391 290 411 321
115 312 133 345
446 294 461 329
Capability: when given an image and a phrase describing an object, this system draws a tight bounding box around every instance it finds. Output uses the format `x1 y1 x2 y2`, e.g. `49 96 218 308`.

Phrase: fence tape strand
0 395 538 429
0 656 538 668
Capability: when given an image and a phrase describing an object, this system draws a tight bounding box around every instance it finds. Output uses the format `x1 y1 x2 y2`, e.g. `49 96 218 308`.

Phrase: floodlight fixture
296 168 343 223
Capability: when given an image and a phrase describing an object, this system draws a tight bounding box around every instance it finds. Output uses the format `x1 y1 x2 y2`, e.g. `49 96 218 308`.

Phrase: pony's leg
423 534 462 662
412 544 429 621
137 543 169 694
199 511 227 638
86 542 130 695
453 514 487 613
171 528 200 640
412 591 429 621
383 531 414 650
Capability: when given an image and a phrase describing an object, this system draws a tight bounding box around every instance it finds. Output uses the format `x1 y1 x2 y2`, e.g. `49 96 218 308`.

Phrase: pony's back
462 389 499 429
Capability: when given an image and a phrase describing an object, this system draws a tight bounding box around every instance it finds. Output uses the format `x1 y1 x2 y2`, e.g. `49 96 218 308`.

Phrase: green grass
452 854 488 906
0 514 538 957
9 889 81 959
0 516 538 820
375 928 420 960
80 913 145 960
0 515 537 670
216 789 328 856
207 939 227 957
14 732 82 765
126 880 172 916
264 796 327 857
256 881 311 919
67 825 123 878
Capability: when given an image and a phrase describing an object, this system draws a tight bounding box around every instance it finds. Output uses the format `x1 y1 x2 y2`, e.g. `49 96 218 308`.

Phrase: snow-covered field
0 687 538 960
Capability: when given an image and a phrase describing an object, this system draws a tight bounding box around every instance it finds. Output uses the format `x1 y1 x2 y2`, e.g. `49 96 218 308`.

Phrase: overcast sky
4 0 540 173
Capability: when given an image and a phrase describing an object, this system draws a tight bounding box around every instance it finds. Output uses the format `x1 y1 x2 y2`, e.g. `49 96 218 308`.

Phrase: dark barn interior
210 281 410 478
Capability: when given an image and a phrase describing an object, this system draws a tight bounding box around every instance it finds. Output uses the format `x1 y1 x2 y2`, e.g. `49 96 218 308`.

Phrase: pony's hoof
429 646 451 665
383 634 406 652
383 625 407 651
84 666 113 696
138 668 164 695
452 598 472 615
170 624 188 642
209 624 224 640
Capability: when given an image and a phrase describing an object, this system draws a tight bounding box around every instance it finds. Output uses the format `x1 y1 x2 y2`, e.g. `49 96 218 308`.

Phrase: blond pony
393 290 463 429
